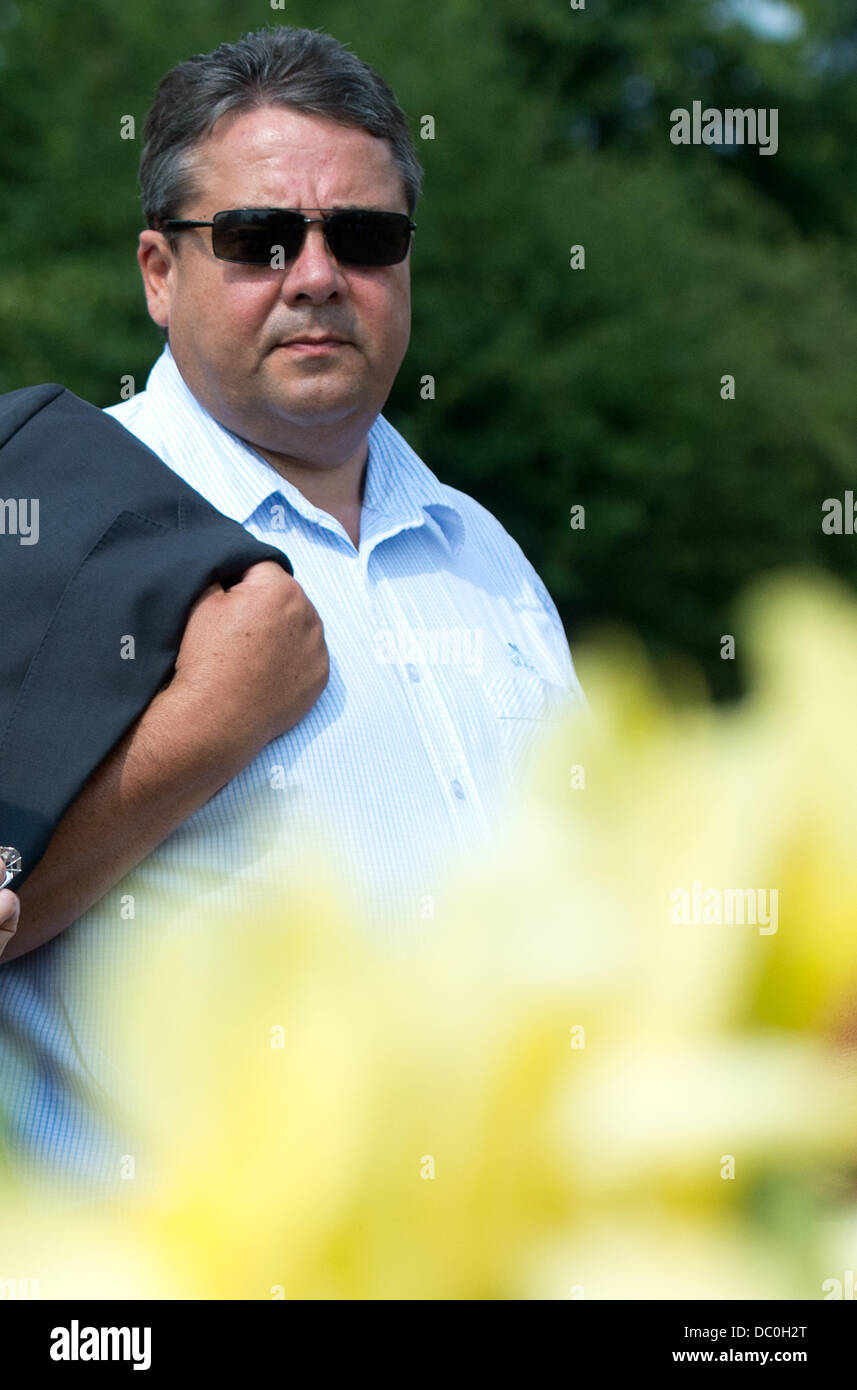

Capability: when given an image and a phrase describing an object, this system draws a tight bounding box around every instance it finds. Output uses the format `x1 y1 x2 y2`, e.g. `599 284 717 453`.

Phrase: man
0 25 582 1191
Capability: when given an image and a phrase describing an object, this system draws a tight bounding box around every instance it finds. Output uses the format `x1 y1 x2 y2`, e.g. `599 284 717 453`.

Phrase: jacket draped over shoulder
0 382 293 888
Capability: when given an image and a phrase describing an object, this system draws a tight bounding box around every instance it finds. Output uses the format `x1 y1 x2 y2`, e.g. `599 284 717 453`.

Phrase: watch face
0 846 21 891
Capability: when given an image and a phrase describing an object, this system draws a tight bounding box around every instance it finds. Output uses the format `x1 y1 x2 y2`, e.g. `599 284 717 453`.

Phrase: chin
274 393 364 429
276 376 365 411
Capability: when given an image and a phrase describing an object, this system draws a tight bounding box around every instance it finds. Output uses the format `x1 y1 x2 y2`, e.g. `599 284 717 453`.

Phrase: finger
233 560 288 587
0 889 20 959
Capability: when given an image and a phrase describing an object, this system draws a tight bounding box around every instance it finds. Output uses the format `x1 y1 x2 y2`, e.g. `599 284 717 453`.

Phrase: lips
277 336 349 347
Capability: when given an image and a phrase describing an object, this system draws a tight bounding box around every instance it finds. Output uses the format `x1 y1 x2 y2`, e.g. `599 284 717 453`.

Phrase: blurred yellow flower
2 571 856 1300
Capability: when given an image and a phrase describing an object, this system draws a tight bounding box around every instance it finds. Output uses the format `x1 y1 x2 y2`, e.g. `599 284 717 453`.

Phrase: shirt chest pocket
481 670 574 772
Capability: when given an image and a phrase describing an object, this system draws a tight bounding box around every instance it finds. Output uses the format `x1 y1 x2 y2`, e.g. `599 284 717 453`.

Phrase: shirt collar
143 345 465 556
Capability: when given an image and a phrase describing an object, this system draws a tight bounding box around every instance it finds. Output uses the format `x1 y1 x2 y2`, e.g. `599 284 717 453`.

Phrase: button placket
371 577 494 850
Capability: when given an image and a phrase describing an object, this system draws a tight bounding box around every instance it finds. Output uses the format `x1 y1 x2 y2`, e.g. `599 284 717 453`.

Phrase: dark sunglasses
162 207 416 267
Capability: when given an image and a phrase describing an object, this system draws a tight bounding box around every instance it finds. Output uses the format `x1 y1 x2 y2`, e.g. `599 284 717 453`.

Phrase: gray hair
139 25 424 236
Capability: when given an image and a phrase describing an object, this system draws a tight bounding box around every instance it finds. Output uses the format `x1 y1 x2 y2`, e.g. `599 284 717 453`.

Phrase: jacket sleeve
0 383 294 888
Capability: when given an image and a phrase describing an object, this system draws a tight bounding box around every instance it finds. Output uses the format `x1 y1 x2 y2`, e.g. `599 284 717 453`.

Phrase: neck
253 437 368 548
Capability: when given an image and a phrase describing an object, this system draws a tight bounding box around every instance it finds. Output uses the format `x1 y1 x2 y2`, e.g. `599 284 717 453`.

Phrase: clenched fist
172 560 330 760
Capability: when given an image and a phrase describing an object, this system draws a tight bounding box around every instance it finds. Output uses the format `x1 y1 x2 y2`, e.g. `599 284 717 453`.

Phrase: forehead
187 104 407 211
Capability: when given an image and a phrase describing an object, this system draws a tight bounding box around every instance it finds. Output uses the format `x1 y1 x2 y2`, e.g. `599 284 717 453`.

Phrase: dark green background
3 0 856 697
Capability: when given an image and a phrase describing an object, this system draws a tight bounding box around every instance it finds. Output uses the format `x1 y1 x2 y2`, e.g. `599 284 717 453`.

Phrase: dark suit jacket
0 382 293 888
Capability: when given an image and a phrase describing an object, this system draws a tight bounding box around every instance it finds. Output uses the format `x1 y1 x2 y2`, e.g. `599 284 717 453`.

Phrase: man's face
138 105 412 462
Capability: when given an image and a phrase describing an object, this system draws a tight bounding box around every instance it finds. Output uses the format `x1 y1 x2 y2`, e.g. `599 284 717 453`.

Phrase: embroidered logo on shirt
506 641 538 674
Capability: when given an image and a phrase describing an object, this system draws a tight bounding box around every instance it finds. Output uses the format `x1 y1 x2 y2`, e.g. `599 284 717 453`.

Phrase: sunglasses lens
327 211 413 266
212 210 304 264
210 210 413 266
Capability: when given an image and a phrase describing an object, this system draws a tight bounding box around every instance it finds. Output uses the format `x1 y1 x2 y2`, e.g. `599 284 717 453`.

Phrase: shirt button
451 778 466 800
406 663 421 683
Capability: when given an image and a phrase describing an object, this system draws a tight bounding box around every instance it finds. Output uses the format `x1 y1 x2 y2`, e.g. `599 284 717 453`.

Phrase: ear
137 230 177 331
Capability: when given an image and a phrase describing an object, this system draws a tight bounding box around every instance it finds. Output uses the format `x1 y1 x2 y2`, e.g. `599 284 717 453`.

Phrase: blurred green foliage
2 0 857 696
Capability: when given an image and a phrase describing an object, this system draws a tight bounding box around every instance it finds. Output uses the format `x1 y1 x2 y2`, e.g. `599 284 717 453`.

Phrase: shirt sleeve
521 555 589 710
442 482 589 711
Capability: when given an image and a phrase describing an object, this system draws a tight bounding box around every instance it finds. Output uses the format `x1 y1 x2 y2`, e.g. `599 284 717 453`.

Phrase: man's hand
3 561 329 963
174 560 330 759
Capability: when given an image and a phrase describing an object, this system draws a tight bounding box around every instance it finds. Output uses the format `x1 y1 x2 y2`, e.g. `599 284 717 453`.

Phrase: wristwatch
1 846 21 891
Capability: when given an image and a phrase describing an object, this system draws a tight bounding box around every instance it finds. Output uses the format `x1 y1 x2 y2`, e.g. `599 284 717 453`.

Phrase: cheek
362 280 410 357
188 278 278 349
390 293 412 359
391 270 412 335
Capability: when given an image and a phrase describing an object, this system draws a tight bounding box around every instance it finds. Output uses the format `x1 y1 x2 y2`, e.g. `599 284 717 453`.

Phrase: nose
279 218 347 306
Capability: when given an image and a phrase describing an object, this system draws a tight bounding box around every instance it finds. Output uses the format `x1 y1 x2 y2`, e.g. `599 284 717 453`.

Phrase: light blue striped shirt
0 345 582 1192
